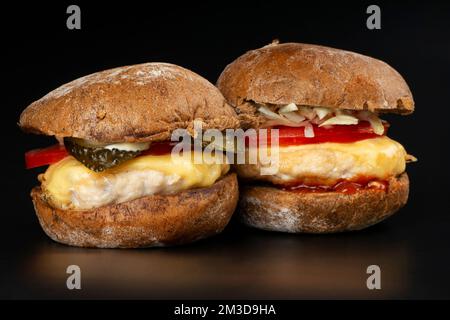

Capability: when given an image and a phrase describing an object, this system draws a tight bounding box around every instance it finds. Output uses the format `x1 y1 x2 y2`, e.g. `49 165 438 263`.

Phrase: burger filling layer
41 152 229 210
237 136 407 187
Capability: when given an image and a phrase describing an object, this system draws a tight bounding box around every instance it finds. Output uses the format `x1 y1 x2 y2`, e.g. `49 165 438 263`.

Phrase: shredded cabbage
257 104 385 137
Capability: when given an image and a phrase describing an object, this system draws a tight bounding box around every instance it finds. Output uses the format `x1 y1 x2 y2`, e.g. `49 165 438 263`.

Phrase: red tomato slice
25 144 68 169
25 141 178 169
262 121 388 146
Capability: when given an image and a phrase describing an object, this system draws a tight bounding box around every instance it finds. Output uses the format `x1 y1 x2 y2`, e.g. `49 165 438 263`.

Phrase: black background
1 1 450 299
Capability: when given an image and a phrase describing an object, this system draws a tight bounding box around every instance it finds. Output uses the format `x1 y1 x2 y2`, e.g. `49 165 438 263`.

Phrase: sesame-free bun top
217 42 414 116
20 63 239 143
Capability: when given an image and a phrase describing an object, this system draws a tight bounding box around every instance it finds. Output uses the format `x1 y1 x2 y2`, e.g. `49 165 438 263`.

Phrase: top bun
217 42 414 118
20 63 239 143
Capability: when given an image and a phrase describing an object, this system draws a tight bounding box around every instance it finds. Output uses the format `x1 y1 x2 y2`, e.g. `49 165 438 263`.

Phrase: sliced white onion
262 119 308 128
319 115 359 127
258 104 386 136
258 106 285 120
357 111 384 135
314 107 332 120
304 123 315 138
310 117 322 125
104 141 151 151
283 112 305 123
279 103 298 113
259 105 307 127
368 117 384 135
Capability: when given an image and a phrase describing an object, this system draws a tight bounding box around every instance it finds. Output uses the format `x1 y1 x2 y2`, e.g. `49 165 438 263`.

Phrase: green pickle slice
64 138 142 172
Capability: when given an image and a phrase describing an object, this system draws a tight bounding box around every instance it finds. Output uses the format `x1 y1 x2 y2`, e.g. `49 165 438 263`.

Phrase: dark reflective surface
1 222 410 299
3 183 450 300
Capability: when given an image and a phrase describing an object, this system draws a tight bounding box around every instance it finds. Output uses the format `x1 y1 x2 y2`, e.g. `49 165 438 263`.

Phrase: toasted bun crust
31 173 238 248
238 173 409 233
20 63 239 143
217 42 414 127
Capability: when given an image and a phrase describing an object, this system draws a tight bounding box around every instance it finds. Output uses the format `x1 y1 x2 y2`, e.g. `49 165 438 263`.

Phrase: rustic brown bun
217 42 414 128
31 173 238 248
238 173 409 233
20 63 239 143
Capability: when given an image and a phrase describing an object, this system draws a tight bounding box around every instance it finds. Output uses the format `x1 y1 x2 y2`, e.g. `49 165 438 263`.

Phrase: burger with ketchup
20 63 239 248
217 42 416 233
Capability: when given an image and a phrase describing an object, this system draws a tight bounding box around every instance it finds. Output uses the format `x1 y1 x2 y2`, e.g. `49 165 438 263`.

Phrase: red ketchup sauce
278 178 389 194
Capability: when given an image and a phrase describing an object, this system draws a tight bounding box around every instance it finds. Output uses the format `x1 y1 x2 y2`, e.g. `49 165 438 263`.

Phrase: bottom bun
31 173 238 248
238 173 409 233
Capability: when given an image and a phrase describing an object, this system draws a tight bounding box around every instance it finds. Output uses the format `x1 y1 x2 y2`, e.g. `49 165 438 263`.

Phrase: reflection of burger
217 42 416 233
20 63 239 248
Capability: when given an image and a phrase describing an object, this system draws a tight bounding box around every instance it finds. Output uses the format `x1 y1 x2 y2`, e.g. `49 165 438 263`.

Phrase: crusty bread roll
238 173 408 233
20 62 240 143
32 173 238 248
217 42 414 233
217 42 414 129
20 62 240 247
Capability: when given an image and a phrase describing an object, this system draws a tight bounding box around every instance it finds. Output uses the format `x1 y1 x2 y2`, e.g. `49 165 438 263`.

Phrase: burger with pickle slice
20 63 239 248
217 42 417 233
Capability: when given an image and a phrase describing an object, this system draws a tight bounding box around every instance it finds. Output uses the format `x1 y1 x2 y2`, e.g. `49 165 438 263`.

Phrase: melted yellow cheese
236 136 407 186
42 152 229 210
